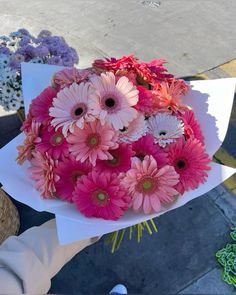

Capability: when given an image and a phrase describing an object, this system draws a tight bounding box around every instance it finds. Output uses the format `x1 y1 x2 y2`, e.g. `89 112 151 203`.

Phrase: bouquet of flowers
17 55 212 221
0 28 78 113
0 56 235 250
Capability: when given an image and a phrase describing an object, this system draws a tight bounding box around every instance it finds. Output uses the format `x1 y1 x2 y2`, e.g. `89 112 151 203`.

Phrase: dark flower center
159 131 167 136
74 107 84 116
105 97 116 108
119 127 127 132
107 154 119 166
176 159 186 170
71 170 83 183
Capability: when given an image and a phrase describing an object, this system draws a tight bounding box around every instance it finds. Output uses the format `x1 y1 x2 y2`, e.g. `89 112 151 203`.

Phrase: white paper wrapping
0 63 235 244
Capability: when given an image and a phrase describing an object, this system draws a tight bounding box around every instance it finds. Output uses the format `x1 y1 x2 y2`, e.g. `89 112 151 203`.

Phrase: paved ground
0 0 236 294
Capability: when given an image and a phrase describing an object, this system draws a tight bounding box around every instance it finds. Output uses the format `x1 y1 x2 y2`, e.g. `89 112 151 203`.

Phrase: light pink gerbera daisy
179 109 205 144
73 171 131 220
90 71 139 130
31 86 58 124
122 156 179 214
55 157 91 202
36 125 69 159
17 120 41 164
53 68 91 89
118 112 147 143
167 138 211 194
67 120 119 166
49 82 95 136
95 143 134 174
28 151 59 199
132 134 168 167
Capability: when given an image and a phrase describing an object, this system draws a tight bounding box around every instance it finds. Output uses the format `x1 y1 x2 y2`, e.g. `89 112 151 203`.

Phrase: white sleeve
0 219 98 294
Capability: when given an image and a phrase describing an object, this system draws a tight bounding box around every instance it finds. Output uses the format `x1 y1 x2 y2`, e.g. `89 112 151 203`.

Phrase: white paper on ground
0 63 235 243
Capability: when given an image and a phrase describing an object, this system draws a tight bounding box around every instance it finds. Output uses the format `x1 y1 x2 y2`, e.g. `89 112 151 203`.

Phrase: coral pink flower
36 126 69 159
53 68 90 89
17 120 41 164
90 72 139 130
55 157 91 202
153 79 189 113
179 109 205 144
31 86 58 124
122 156 179 214
96 143 134 174
73 171 131 220
67 120 119 166
132 134 168 167
167 138 211 194
49 82 95 136
28 151 59 198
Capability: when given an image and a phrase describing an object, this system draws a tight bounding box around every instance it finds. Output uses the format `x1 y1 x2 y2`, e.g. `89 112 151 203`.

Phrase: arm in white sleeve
0 219 98 294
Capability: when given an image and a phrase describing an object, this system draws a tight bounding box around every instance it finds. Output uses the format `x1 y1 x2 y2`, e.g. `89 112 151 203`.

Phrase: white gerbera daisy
49 82 95 136
148 113 184 147
119 112 148 143
90 71 139 130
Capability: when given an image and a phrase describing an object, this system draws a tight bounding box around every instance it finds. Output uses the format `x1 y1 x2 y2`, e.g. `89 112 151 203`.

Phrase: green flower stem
106 219 158 253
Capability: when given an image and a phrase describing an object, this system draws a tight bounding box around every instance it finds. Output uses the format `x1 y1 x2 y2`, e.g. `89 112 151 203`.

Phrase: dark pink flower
95 143 134 173
73 171 131 220
167 138 211 194
55 157 91 202
132 134 168 167
31 86 57 124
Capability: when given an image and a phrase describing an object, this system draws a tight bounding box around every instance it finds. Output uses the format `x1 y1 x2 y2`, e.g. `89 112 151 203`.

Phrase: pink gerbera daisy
122 156 179 214
52 68 91 89
179 109 205 144
36 125 69 159
90 71 139 130
95 143 134 174
17 120 41 164
167 138 211 194
55 157 91 202
132 134 168 167
31 86 58 124
73 171 131 220
28 151 59 198
49 82 95 136
134 85 158 116
67 120 119 166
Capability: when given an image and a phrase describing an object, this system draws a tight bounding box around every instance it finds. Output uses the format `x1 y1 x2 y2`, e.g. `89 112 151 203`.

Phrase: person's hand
0 219 100 294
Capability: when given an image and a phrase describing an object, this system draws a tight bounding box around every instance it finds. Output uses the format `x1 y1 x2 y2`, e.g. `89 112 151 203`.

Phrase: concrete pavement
0 0 236 293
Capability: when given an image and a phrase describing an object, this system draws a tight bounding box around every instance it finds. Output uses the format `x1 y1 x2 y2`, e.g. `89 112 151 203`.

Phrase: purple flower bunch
0 28 79 111
0 28 78 70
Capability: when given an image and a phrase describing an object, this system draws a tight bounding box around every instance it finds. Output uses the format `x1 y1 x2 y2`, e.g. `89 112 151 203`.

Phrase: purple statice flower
19 36 31 47
35 45 49 58
61 56 75 67
15 47 26 56
24 45 37 60
47 56 63 65
0 47 10 55
17 28 30 36
38 30 52 38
